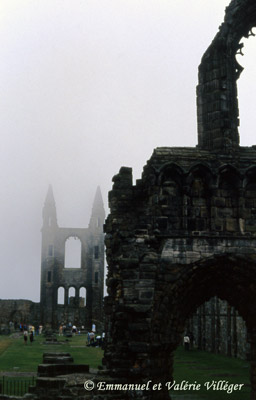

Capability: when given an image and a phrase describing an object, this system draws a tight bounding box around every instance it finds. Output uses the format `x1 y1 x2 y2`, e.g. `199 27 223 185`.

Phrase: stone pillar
232 308 237 358
249 330 256 400
210 299 216 353
202 304 206 351
227 304 232 356
64 288 68 306
75 287 79 306
197 307 202 350
216 298 220 354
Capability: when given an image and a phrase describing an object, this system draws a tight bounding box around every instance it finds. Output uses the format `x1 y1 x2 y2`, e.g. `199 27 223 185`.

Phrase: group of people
20 324 43 335
87 330 105 347
20 321 105 346
23 329 34 344
58 323 85 336
20 323 44 344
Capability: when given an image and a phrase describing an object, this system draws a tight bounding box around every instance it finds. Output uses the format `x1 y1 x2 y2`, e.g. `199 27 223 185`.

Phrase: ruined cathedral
40 185 105 330
101 1 256 399
2 0 256 399
0 187 105 333
0 186 105 332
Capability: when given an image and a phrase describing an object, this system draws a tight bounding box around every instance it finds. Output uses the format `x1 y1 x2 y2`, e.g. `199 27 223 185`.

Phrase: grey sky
0 0 255 301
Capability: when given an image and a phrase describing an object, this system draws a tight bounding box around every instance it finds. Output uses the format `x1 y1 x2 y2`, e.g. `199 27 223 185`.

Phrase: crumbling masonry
40 186 105 331
101 1 256 399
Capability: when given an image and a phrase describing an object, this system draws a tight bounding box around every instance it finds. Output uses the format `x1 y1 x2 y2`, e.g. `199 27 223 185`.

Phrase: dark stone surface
101 2 256 398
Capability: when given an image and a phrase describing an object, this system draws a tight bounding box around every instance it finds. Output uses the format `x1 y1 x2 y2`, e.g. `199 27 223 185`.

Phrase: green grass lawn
0 337 12 357
0 334 103 373
172 346 250 399
0 336 251 399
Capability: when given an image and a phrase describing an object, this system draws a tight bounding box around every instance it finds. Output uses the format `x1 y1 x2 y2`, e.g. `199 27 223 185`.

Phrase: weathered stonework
197 0 256 150
103 152 256 399
0 300 40 333
40 186 105 331
100 1 256 399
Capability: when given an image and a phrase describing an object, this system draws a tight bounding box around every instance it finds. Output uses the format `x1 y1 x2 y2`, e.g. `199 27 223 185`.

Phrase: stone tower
40 185 105 330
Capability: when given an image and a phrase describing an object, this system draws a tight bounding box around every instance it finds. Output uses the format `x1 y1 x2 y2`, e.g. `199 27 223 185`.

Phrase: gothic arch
157 253 256 327
218 164 241 189
146 250 256 398
244 166 256 188
158 164 183 231
158 163 184 186
186 164 213 231
187 163 213 182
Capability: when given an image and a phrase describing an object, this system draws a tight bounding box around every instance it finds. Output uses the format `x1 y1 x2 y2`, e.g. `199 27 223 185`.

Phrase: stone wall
197 0 256 150
40 186 105 331
102 145 256 400
0 299 40 332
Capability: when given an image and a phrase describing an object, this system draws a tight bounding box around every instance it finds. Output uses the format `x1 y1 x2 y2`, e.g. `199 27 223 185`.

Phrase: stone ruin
2 1 256 400
0 186 105 334
40 185 105 331
101 0 256 399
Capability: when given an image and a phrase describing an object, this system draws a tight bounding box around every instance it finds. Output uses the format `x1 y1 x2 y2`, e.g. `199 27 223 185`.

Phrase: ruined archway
151 251 256 389
101 1 256 400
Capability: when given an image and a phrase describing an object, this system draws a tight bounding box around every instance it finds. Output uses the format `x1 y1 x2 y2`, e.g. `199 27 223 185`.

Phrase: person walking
184 334 190 351
23 330 28 345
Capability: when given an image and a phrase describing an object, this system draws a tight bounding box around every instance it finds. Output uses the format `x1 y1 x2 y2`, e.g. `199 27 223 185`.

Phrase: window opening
48 245 53 256
64 236 82 268
68 287 76 305
79 287 86 307
94 246 99 259
57 287 65 305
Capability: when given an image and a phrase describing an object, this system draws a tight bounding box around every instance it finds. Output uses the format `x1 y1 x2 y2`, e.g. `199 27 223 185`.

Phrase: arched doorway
151 251 256 399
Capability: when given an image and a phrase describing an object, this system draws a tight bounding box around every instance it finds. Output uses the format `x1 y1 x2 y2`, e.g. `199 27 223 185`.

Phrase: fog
0 0 255 301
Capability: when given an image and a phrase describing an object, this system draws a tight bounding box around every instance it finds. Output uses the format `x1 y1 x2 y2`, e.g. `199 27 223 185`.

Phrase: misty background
0 0 255 302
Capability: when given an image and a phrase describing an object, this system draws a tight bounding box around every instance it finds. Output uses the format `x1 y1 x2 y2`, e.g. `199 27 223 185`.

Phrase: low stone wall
0 299 40 332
